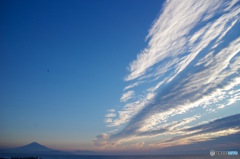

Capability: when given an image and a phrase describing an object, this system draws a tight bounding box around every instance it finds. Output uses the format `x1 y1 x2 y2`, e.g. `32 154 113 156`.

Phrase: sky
0 0 240 154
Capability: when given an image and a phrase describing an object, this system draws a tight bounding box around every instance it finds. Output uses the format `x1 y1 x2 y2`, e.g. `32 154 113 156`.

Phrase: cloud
98 0 240 150
120 90 135 102
123 81 142 91
125 0 225 81
104 118 113 123
157 128 240 148
107 109 116 113
135 142 144 150
105 113 116 118
150 114 240 148
104 109 117 124
93 134 109 147
138 115 201 137
109 36 240 144
185 114 240 133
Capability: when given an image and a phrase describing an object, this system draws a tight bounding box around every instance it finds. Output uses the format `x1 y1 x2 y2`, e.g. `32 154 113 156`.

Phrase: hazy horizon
1 0 240 155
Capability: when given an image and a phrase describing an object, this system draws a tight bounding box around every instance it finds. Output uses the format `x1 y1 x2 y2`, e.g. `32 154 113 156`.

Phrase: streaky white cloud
107 109 116 113
150 128 240 149
149 114 240 149
104 110 117 124
120 90 135 102
105 113 116 118
125 0 222 81
104 118 113 123
168 115 201 131
98 0 240 149
137 114 201 137
123 81 142 91
107 99 148 127
115 37 240 138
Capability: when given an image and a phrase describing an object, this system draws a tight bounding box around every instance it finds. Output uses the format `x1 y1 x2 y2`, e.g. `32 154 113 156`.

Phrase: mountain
0 142 67 155
13 142 53 152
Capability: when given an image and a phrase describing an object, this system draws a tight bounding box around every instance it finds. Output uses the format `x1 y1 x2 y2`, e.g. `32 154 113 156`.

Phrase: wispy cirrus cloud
149 114 240 149
95 0 240 150
120 90 135 102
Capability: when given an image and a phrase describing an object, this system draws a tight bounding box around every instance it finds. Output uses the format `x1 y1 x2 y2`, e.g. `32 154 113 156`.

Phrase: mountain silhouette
0 142 66 155
13 142 53 152
0 142 98 155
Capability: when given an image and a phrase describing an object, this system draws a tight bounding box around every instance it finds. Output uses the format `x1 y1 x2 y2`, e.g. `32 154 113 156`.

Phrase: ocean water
42 155 239 159
1 154 240 159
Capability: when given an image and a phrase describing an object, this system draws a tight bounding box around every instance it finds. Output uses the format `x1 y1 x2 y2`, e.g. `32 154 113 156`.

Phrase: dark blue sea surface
1 154 240 159
45 155 239 159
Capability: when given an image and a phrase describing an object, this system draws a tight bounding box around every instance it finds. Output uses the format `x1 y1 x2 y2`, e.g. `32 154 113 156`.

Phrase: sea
0 154 240 159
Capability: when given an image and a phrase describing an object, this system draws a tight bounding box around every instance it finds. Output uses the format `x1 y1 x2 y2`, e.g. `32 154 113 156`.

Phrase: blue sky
1 0 240 153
